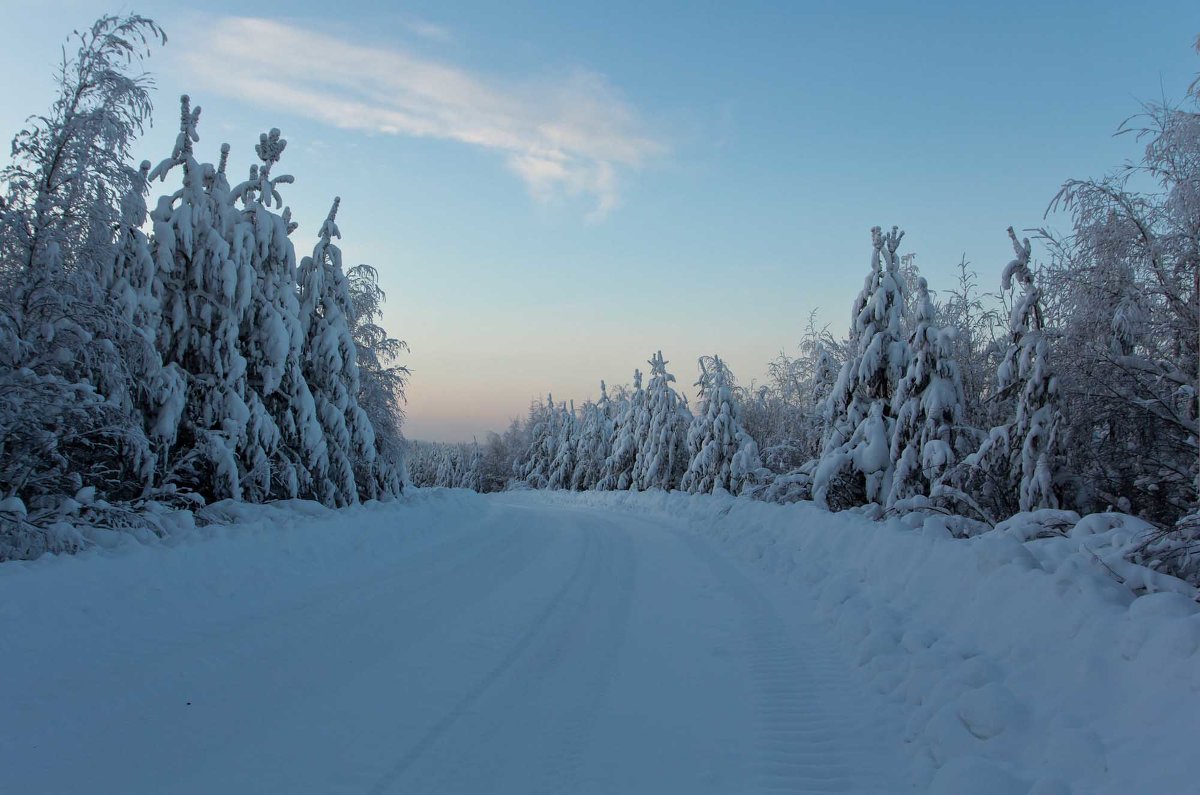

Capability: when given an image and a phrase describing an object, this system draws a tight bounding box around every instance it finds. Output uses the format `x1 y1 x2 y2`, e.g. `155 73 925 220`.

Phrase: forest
0 17 409 558
2 15 1197 589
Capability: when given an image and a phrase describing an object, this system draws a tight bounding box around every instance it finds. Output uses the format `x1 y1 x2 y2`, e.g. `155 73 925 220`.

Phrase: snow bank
514 489 1200 794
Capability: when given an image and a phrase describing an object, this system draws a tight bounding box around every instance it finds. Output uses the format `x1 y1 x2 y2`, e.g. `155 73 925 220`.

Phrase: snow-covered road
2 492 914 794
6 489 1199 794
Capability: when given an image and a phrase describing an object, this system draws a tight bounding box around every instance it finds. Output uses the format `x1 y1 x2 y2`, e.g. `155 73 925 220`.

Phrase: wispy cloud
399 16 454 44
181 17 663 218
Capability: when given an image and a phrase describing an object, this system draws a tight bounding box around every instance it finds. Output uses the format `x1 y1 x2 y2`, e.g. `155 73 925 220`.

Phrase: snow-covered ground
2 490 1196 794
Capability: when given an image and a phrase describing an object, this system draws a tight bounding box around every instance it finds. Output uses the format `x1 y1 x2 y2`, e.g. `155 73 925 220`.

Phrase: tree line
412 51 1200 584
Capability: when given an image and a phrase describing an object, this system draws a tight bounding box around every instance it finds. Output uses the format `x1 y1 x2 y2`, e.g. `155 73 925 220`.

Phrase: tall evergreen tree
959 228 1065 517
231 129 327 501
298 198 378 506
814 226 910 510
149 96 254 500
681 355 764 495
547 400 577 489
634 351 691 491
600 371 644 490
517 394 557 488
103 159 186 454
887 276 968 506
572 383 614 490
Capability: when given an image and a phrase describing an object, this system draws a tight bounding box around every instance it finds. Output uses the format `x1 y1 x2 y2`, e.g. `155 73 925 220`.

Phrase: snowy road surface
1 492 915 794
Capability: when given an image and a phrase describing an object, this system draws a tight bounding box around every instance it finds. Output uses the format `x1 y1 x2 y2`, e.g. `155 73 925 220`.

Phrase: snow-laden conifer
102 159 187 452
298 198 379 506
681 356 764 495
231 129 327 500
517 394 557 488
149 96 254 500
572 383 614 490
463 441 484 491
600 371 644 490
633 351 691 491
887 276 968 506
814 226 910 510
547 400 577 489
958 228 1064 516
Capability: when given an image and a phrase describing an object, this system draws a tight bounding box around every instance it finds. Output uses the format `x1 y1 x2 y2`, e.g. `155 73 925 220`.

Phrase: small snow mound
1068 512 1148 540
994 509 1080 542
972 534 1041 574
1127 590 1197 621
957 682 1026 740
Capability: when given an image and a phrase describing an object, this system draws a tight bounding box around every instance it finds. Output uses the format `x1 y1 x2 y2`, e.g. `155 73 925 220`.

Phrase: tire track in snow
672 527 897 795
523 514 635 795
365 523 603 795
147 515 562 794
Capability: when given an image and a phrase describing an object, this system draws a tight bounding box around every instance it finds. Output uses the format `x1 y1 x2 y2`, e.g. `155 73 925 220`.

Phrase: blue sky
1 1 1196 440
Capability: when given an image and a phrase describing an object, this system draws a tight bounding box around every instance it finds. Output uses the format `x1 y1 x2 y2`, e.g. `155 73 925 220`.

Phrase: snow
519 490 1199 793
2 489 1197 793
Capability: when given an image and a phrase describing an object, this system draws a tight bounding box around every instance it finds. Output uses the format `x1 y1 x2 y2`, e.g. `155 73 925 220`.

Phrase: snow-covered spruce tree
231 129 327 501
547 400 577 489
101 159 187 458
633 351 692 491
405 440 432 487
957 228 1065 518
0 16 167 556
814 226 910 510
887 276 968 507
516 394 557 488
463 441 484 492
680 355 764 495
298 198 378 506
571 383 614 490
102 161 159 336
148 96 255 501
599 370 644 490
346 262 409 497
434 445 457 488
